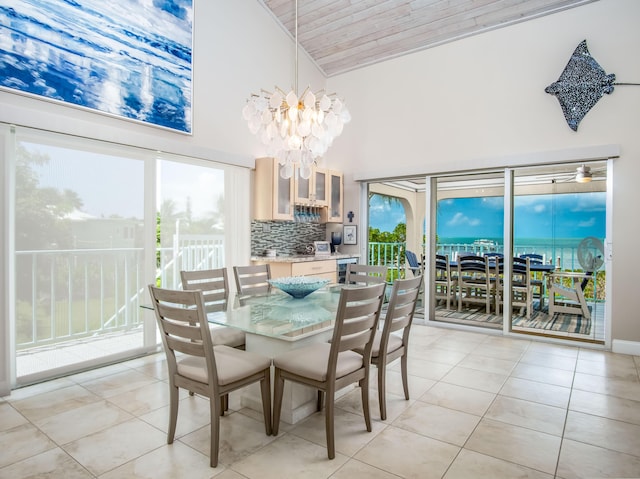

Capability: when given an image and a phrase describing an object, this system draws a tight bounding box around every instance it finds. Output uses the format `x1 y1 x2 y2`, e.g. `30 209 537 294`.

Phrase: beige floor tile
0 402 28 432
478 335 531 351
485 395 566 436
36 399 133 444
499 377 571 408
427 336 483 354
578 348 638 366
465 419 561 474
288 407 386 456
62 418 166 476
99 442 217 479
408 346 468 366
131 358 170 381
214 470 250 479
232 433 348 479
140 394 216 438
444 449 553 479
67 362 132 384
106 380 176 416
527 342 579 359
10 384 101 423
419 381 496 416
442 366 508 393
370 368 436 399
457 354 517 375
335 386 415 423
0 447 92 479
81 369 159 399
519 350 577 372
573 372 640 401
330 458 401 478
564 410 640 457
0 423 57 469
393 401 481 446
354 425 459 479
576 357 640 381
179 411 276 467
391 356 454 381
556 438 640 479
5 377 77 401
569 388 640 425
470 343 528 362
510 363 574 387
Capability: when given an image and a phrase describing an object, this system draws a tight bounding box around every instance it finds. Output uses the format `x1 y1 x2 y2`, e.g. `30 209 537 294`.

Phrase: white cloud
448 212 480 227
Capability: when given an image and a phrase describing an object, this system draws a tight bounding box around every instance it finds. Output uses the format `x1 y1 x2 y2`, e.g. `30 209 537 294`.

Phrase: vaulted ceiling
259 0 598 77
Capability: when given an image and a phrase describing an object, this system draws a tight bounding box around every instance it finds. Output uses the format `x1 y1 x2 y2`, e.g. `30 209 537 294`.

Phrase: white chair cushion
176 346 271 386
273 343 363 382
209 324 245 348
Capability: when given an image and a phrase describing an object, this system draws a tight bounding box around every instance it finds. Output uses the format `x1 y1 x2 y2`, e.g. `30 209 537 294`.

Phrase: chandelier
242 1 350 180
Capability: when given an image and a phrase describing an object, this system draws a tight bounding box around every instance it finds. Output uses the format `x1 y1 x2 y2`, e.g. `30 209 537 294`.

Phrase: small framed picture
314 241 331 256
343 225 357 245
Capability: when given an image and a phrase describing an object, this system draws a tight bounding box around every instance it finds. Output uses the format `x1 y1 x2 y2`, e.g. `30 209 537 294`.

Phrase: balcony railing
15 234 224 352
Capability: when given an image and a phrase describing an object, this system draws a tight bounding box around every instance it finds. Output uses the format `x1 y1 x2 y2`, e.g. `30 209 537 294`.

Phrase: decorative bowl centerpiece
268 276 330 299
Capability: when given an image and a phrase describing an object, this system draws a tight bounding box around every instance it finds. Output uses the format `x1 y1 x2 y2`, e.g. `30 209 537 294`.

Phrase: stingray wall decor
545 40 639 131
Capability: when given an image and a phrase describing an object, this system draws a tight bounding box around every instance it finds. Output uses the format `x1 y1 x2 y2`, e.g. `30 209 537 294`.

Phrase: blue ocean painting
0 0 192 133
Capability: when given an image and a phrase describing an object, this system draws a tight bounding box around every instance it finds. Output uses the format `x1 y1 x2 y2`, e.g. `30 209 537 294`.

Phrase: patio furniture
495 257 534 318
547 271 591 319
435 254 457 310
405 250 422 276
457 254 495 313
519 253 546 309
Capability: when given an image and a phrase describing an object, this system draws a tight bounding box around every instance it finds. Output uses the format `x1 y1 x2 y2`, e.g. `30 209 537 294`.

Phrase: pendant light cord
294 0 298 94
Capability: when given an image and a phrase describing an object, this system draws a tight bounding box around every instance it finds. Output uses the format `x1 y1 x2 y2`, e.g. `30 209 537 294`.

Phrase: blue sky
369 193 606 239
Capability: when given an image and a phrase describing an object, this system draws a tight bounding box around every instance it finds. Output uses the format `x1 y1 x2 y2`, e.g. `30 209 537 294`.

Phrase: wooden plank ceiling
259 0 598 77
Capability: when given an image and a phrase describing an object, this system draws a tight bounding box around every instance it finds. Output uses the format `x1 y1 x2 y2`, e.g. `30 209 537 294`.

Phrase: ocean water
438 237 605 270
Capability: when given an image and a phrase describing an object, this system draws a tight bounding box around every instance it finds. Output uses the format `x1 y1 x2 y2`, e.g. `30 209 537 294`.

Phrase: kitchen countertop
251 253 359 263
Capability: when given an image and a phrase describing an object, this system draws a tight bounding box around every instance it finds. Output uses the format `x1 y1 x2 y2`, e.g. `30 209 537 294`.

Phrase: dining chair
457 254 495 313
233 264 272 295
435 253 457 310
357 275 422 420
495 257 534 318
272 282 386 459
180 268 245 349
148 285 272 467
345 263 388 286
519 253 546 309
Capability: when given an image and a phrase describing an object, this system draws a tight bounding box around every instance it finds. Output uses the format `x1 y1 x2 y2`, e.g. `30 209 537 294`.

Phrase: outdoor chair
404 250 422 276
148 285 272 467
180 268 245 349
457 254 495 313
272 282 386 459
495 257 534 318
354 275 422 420
547 271 592 319
435 254 457 310
233 264 272 295
519 253 546 308
345 264 387 285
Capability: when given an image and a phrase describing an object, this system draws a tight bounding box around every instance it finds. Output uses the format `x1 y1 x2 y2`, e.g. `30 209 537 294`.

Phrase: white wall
326 0 640 345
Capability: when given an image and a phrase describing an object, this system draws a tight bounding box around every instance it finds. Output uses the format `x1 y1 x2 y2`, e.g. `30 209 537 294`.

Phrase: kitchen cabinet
254 157 294 221
254 258 337 283
295 165 328 206
327 170 343 223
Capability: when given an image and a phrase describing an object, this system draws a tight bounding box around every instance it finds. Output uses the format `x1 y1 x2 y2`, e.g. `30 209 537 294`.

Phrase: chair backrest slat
345 264 388 286
380 275 422 350
181 268 229 312
234 264 272 295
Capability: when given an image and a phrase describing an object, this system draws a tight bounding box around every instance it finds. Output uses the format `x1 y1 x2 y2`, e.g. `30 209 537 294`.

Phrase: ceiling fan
574 164 606 183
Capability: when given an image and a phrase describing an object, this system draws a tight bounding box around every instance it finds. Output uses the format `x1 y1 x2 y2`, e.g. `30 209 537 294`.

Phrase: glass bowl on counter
268 276 330 299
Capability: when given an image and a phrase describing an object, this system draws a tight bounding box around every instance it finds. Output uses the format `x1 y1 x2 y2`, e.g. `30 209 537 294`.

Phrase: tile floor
2 324 640 478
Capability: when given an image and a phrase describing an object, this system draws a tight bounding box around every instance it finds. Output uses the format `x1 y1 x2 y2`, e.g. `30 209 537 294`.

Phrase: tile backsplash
251 220 326 256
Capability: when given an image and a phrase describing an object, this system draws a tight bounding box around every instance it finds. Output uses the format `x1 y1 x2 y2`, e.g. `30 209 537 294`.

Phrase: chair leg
167 384 179 443
377 364 387 421
260 369 272 436
317 390 324 411
401 352 410 400
361 375 372 432
219 396 226 416
210 393 221 467
325 388 335 460
272 368 284 436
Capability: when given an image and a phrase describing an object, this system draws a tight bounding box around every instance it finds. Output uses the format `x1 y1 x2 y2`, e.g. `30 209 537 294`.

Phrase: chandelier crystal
242 0 350 180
